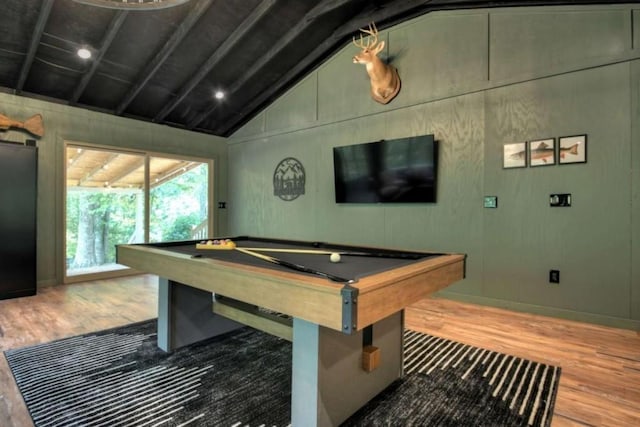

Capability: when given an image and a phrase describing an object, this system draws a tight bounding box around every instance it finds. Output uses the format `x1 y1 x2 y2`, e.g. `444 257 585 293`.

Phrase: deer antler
352 22 379 49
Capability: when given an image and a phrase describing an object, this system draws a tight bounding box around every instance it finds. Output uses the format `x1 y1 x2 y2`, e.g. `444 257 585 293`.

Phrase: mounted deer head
352 22 401 104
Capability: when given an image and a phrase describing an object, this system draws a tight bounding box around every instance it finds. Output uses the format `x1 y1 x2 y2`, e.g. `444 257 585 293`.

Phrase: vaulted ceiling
0 0 630 138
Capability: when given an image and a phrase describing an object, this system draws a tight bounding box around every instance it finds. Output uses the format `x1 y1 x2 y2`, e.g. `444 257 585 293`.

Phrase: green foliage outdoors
149 164 208 243
66 192 137 267
67 164 208 269
162 214 201 241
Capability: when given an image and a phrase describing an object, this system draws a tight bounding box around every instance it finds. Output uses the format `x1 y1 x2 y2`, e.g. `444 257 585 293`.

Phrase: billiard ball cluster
197 239 236 250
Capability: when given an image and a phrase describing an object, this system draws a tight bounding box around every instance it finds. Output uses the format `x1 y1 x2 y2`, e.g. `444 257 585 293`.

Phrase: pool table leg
291 310 404 427
157 278 243 352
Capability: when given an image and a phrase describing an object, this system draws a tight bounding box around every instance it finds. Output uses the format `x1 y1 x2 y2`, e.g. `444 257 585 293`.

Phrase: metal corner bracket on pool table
341 284 359 334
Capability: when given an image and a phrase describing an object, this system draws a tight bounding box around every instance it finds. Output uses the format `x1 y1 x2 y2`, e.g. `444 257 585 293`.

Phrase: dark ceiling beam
114 0 214 115
395 0 636 7
303 0 366 20
214 0 413 135
16 0 55 94
71 9 129 104
153 0 277 123
187 0 359 130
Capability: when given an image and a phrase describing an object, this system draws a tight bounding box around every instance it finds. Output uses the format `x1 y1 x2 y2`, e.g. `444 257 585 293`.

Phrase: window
64 144 212 281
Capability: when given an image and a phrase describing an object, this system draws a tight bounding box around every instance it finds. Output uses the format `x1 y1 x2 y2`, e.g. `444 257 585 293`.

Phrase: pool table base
157 278 244 351
292 312 403 426
158 278 404 427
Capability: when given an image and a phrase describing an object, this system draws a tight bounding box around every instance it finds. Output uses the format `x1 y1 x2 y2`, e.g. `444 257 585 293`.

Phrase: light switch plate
484 196 498 208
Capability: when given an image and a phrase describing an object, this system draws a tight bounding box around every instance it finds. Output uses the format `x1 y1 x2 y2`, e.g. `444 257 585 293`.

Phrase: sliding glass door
149 157 209 243
65 145 212 281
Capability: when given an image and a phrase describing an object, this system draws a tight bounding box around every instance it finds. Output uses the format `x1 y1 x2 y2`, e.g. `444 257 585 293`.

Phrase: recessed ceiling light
77 48 92 59
214 91 225 100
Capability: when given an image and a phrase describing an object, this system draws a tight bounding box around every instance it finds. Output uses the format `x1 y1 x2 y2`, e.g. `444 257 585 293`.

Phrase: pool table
116 236 466 427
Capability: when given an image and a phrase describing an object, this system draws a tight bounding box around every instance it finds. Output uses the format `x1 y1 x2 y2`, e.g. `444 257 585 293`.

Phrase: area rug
4 320 560 427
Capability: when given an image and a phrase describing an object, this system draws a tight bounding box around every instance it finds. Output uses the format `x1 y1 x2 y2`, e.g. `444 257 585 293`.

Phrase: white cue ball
330 253 341 263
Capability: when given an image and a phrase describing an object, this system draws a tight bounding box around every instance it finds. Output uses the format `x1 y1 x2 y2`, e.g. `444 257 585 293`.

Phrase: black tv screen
333 135 438 203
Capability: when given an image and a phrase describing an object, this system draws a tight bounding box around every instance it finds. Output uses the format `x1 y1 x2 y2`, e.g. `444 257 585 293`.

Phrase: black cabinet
0 141 37 299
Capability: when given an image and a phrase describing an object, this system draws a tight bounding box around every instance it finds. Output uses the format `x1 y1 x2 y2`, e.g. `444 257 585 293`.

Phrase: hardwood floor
406 299 640 427
1 275 638 427
0 274 158 427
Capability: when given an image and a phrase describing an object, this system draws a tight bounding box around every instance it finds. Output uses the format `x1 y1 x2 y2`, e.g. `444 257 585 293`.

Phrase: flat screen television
333 134 438 203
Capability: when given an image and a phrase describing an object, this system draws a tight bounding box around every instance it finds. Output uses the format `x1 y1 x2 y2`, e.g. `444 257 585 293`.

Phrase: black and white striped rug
4 320 560 427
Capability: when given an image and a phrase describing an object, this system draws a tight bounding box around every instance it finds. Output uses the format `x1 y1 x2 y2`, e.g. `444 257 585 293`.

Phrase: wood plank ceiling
65 146 202 189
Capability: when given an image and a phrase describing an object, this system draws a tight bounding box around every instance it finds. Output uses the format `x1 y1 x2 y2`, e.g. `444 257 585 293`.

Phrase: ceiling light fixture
77 48 92 59
72 0 192 10
214 91 225 100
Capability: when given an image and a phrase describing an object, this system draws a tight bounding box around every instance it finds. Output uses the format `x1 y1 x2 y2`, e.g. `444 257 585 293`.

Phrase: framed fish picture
529 138 556 167
503 142 526 169
558 134 587 164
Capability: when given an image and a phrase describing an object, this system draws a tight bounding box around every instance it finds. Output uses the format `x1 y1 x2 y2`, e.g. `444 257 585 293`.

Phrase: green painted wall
229 5 640 329
0 92 228 287
632 58 640 322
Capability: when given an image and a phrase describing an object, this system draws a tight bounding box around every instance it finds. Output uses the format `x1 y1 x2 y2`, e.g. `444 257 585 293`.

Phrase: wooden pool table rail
116 243 465 333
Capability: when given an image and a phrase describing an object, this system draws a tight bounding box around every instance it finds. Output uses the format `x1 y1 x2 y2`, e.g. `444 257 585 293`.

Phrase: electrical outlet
549 270 560 284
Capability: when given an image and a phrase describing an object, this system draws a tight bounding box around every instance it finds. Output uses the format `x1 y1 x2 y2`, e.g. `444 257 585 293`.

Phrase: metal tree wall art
273 158 305 201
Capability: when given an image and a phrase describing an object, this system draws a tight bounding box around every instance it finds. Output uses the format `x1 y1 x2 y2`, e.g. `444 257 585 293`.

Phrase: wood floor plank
1 275 638 427
406 298 640 427
0 274 158 427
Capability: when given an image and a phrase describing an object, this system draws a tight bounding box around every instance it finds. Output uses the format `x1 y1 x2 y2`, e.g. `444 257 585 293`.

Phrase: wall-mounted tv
333 134 438 203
